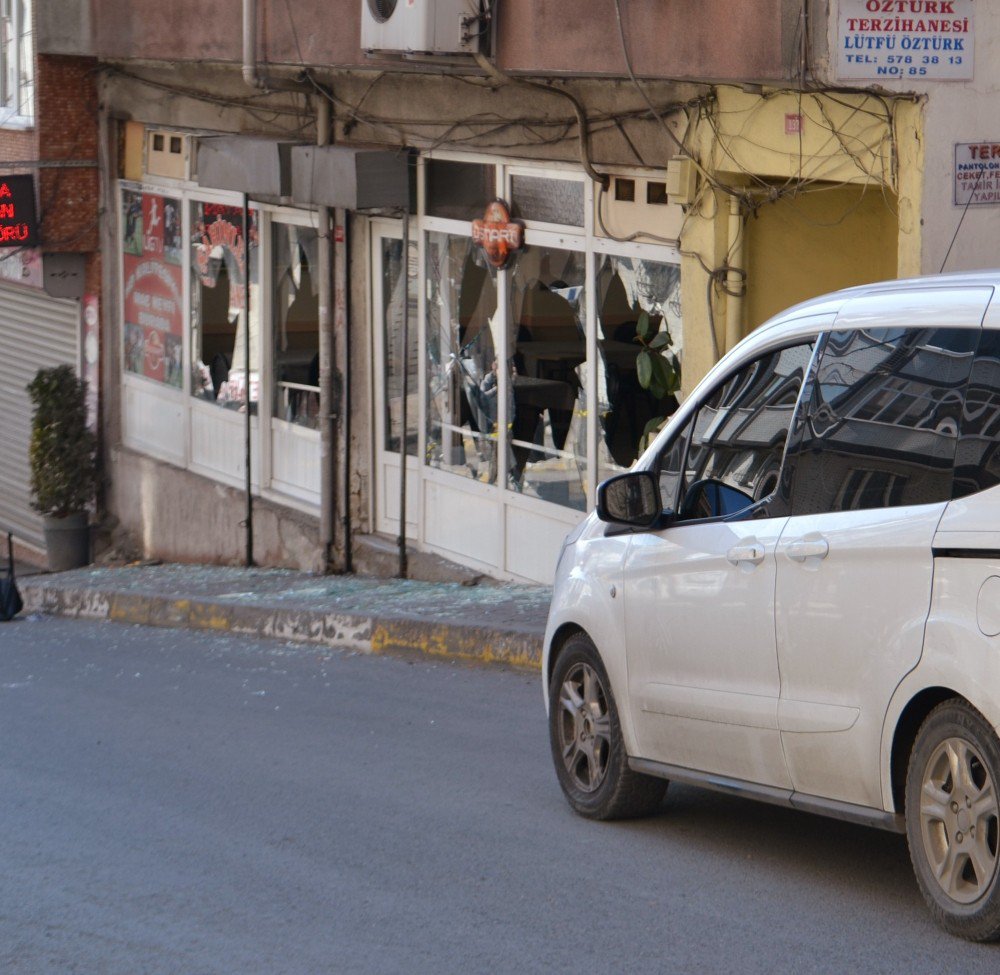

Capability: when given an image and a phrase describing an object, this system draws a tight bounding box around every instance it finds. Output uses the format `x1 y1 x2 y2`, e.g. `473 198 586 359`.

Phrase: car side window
786 327 977 515
656 342 815 522
954 329 1000 498
656 419 692 514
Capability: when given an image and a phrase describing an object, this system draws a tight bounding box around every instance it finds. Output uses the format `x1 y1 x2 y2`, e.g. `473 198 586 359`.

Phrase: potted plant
26 365 97 571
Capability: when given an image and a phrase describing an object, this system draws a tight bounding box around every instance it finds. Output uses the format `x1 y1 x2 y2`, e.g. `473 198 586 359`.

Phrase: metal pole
242 193 254 567
317 97 335 572
397 207 409 579
336 208 353 573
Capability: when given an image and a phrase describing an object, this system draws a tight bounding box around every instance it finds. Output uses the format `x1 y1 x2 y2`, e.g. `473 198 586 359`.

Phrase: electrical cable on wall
471 51 609 188
107 1 917 374
940 166 985 273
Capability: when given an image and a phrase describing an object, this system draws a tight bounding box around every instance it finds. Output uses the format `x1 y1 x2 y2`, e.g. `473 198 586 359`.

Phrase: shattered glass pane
425 232 499 484
508 244 588 510
596 255 682 481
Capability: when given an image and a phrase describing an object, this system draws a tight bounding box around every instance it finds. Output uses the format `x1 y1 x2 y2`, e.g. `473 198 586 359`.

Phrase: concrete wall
100 64 703 172
744 184 899 329
497 0 795 80
346 212 372 542
673 84 908 388
107 446 324 571
92 0 800 82
36 0 93 57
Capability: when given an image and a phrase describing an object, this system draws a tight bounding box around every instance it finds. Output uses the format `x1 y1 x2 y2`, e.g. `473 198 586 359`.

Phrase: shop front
370 154 683 584
118 177 322 527
114 142 684 584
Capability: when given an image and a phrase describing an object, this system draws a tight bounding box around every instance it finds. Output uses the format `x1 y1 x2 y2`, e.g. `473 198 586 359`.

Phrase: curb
18 580 544 670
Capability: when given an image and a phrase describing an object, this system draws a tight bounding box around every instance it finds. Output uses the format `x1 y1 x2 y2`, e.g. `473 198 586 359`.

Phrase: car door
624 340 817 788
774 316 984 810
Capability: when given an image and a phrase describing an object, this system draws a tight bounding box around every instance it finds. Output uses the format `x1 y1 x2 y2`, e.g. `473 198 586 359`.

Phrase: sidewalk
16 564 551 669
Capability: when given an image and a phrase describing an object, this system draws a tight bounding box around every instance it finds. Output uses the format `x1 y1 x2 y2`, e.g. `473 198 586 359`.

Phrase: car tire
905 699 1000 941
548 632 667 820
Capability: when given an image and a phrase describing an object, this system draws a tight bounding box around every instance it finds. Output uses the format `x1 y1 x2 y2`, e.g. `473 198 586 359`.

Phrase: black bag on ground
0 532 23 622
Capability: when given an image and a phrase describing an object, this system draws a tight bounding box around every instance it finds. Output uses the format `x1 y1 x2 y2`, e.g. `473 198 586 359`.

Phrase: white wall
822 2 1000 275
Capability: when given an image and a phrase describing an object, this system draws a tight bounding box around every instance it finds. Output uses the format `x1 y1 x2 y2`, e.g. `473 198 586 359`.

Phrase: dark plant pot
43 512 90 572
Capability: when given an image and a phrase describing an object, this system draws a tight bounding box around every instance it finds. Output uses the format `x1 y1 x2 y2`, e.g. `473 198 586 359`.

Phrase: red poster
122 188 184 387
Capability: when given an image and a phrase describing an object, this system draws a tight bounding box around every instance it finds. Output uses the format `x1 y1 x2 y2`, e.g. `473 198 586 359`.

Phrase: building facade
16 0 1000 582
0 0 99 557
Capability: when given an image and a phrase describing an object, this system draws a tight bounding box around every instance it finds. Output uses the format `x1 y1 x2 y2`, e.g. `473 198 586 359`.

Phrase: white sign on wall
954 143 1000 206
0 247 42 288
837 0 974 81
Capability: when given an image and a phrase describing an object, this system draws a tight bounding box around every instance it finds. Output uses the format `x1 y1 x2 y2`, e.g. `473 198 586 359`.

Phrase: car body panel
542 516 640 751
774 501 946 808
624 515 791 788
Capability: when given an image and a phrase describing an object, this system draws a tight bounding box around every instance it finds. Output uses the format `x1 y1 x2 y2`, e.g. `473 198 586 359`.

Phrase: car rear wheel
906 699 1000 941
549 632 667 820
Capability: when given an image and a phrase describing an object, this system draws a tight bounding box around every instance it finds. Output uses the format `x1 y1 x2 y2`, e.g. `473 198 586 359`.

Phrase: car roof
754 270 1000 338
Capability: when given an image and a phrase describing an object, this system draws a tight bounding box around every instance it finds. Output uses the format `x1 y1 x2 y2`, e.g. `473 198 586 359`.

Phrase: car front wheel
548 632 666 820
906 699 1000 941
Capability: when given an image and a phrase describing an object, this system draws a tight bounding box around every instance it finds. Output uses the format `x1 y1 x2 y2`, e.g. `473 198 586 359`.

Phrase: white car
544 271 1000 940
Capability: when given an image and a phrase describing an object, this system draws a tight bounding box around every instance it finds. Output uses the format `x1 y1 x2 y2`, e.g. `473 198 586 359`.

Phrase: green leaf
635 311 651 343
651 352 670 385
640 415 666 450
665 353 681 394
649 331 672 350
636 349 652 388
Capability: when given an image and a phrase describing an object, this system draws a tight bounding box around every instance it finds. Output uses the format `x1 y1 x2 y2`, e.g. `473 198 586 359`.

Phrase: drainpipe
317 99 336 572
726 195 745 353
242 0 264 89
397 207 410 579
243 0 310 91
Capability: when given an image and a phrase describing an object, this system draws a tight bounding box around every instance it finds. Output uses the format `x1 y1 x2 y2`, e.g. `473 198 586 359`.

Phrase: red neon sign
0 175 38 248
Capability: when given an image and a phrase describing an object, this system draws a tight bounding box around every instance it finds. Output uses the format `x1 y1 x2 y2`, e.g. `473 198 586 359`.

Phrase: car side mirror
596 472 662 529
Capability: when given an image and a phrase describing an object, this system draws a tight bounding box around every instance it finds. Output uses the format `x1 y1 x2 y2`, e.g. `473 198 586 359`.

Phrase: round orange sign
471 199 524 270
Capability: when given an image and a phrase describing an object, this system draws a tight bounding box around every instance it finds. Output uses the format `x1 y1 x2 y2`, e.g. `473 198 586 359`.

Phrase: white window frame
117 177 323 512
0 0 33 127
371 149 683 581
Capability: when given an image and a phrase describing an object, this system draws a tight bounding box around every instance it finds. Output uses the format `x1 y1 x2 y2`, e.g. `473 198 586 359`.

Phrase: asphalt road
2 616 999 974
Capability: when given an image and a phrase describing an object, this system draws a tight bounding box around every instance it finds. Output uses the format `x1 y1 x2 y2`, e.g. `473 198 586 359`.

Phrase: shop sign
122 186 184 387
472 199 524 270
954 143 1000 206
0 174 38 247
0 246 42 288
836 0 974 81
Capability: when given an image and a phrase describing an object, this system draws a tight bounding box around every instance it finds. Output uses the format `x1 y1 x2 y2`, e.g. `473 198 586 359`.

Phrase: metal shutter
0 283 79 550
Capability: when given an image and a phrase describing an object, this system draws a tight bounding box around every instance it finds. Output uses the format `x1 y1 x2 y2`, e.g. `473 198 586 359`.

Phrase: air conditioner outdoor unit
361 0 484 56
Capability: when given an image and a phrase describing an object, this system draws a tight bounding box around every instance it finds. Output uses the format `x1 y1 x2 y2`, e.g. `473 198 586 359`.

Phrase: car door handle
785 536 830 562
726 542 765 566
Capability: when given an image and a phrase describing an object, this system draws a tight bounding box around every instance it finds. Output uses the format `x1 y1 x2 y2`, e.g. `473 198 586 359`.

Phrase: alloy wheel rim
557 662 612 793
919 736 1000 905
